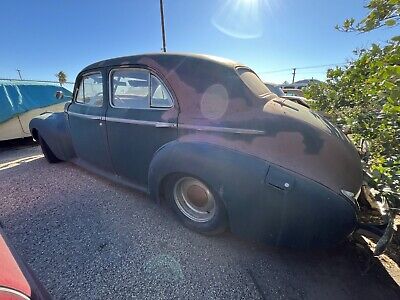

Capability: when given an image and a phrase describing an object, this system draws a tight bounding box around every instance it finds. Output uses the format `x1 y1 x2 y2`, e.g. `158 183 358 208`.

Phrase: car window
150 75 173 108
111 69 150 109
75 73 103 107
236 67 270 97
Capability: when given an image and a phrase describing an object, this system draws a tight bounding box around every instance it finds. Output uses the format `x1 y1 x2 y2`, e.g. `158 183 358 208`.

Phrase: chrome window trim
74 71 104 107
179 124 264 135
108 67 175 110
109 68 150 109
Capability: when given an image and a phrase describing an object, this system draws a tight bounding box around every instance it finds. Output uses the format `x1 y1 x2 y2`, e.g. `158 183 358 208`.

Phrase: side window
111 69 150 109
236 67 269 97
75 73 103 107
150 75 173 108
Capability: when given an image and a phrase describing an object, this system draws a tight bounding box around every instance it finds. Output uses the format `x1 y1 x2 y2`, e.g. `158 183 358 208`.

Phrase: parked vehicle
30 53 364 248
0 81 70 141
265 82 310 108
0 228 51 299
282 87 304 97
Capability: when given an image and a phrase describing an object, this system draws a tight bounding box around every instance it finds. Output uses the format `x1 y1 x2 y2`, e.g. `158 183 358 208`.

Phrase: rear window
236 67 270 97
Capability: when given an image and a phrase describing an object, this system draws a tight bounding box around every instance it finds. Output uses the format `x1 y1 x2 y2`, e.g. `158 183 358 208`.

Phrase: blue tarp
0 80 72 123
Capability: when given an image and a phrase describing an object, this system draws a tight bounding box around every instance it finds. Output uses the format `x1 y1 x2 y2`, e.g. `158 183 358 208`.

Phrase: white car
0 81 70 141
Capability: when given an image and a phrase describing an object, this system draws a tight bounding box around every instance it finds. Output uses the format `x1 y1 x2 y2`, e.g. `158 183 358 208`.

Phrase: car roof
79 53 261 116
81 53 240 73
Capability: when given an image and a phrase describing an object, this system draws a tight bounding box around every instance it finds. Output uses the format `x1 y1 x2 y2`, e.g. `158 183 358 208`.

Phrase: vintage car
29 53 364 248
0 81 70 141
0 228 51 299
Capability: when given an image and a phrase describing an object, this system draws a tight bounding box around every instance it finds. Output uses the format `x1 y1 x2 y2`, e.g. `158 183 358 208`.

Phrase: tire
38 134 61 164
164 174 228 235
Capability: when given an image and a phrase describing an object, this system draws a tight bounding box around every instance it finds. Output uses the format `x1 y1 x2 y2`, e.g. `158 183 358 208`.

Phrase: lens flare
212 0 274 39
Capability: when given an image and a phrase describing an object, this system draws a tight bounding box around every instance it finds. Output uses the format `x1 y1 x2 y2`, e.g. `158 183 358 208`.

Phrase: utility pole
159 0 167 52
16 69 22 80
291 68 296 84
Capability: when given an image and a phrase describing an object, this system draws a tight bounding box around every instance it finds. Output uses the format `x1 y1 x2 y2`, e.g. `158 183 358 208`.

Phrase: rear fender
148 141 269 227
148 141 357 247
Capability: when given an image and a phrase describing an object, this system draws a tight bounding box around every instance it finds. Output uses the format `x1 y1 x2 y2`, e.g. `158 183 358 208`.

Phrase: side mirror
55 91 64 100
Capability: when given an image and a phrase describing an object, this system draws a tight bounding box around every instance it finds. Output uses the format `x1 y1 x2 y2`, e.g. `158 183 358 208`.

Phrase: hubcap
173 177 216 222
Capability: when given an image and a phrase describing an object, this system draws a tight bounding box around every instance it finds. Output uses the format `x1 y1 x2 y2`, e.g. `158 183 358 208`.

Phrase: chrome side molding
68 111 102 120
179 124 264 135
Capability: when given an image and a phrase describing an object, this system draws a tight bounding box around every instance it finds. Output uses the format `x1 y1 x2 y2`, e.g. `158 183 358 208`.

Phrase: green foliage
304 37 400 207
306 0 400 208
336 0 399 32
55 71 67 86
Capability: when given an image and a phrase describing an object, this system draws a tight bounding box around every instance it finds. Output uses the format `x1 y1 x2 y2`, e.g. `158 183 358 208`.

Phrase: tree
304 1 400 209
336 0 400 32
56 71 67 86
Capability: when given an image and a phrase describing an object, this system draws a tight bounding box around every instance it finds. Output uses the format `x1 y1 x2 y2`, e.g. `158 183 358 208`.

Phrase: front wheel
164 174 228 235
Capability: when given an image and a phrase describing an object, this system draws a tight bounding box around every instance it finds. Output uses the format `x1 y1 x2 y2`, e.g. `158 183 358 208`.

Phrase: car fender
29 112 75 161
148 140 357 247
148 140 270 227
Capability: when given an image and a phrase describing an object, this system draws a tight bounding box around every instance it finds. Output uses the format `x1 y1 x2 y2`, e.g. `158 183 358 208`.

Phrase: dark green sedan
30 53 363 248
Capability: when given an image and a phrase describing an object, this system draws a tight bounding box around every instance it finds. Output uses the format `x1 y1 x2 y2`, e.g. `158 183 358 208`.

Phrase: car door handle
155 122 177 128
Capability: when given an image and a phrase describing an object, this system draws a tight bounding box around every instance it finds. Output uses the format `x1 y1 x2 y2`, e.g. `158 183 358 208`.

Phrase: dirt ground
0 139 399 299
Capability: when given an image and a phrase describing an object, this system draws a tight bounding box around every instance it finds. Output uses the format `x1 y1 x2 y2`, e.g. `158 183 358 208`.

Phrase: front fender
29 112 75 161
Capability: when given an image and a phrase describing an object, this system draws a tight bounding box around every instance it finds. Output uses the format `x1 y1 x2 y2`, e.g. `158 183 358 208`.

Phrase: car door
106 67 178 187
67 71 113 172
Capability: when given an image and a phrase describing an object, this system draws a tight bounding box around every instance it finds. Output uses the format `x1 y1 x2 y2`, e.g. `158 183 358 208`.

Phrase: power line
259 62 347 74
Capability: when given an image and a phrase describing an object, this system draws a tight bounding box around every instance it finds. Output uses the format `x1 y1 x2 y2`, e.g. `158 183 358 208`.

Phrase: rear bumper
355 196 396 256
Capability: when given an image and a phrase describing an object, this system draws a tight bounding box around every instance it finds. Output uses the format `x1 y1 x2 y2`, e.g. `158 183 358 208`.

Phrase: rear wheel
38 134 61 163
164 174 228 235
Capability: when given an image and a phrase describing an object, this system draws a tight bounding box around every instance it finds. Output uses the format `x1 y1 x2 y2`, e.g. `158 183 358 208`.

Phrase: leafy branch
336 0 400 32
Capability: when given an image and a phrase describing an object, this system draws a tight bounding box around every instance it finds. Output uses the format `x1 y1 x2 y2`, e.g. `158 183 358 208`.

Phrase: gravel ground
0 141 399 300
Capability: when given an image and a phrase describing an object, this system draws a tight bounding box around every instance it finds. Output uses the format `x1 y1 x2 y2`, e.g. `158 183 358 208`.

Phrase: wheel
38 134 61 163
164 174 228 235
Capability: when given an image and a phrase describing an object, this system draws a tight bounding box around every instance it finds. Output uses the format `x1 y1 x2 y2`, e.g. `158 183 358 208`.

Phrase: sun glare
212 0 274 39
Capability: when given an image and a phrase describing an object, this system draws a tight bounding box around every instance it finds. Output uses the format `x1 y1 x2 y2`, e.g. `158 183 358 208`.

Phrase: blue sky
0 0 397 84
